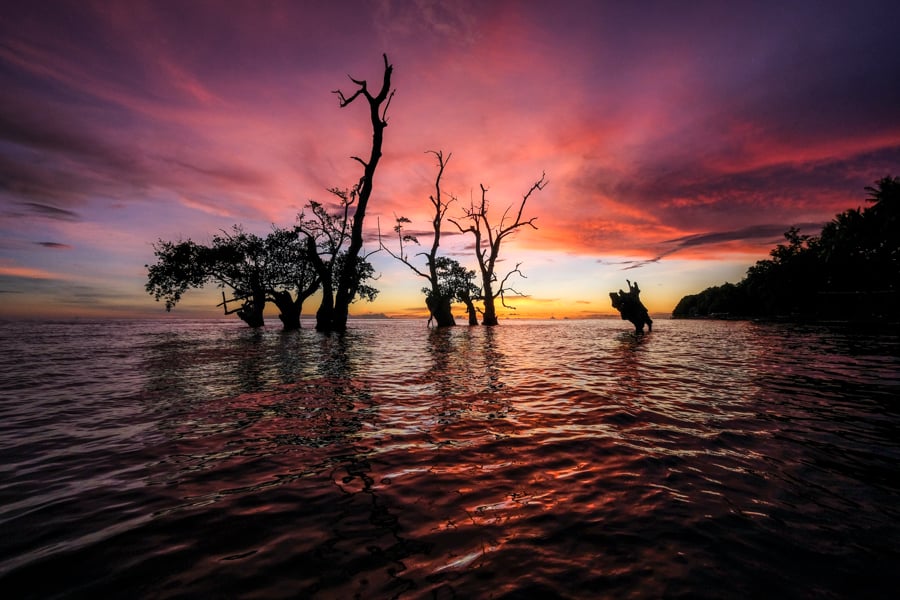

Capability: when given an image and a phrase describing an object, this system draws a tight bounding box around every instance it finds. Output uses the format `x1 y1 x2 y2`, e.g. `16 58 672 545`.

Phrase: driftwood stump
610 279 653 333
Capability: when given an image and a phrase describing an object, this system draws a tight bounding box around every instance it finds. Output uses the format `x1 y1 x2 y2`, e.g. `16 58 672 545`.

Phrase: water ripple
1 318 899 598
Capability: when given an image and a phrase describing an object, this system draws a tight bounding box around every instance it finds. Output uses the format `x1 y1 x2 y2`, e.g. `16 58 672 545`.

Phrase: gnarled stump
610 279 653 334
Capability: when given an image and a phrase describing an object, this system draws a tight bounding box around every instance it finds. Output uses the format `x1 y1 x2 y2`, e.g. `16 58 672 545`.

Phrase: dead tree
450 174 547 326
326 54 394 333
609 279 653 333
379 150 458 327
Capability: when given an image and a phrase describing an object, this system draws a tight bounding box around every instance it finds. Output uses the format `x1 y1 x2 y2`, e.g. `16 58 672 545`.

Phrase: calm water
1 318 899 599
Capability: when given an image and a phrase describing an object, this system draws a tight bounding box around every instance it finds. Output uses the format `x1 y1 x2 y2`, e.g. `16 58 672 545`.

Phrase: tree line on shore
672 176 899 322
145 55 547 332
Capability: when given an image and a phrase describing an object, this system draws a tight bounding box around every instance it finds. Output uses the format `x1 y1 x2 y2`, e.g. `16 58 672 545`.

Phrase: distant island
673 176 899 322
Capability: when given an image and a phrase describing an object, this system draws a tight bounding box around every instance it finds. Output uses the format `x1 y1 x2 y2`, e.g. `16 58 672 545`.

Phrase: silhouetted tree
818 175 900 293
319 53 394 333
380 150 464 326
264 227 322 330
146 225 318 330
743 227 822 315
673 175 900 321
672 282 750 318
432 255 480 325
450 174 547 326
296 199 379 331
609 279 653 333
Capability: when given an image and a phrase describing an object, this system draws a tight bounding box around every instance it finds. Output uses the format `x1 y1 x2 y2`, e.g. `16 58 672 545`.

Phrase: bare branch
447 217 474 235
498 262 525 293
381 89 395 125
452 172 546 324
332 85 363 107
377 217 428 279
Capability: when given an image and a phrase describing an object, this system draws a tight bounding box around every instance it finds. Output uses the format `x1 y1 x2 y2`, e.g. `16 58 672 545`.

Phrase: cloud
165 158 267 188
14 202 80 222
661 224 820 250
0 260 64 280
0 99 138 172
2 1 900 318
604 222 824 270
0 95 152 208
35 241 73 249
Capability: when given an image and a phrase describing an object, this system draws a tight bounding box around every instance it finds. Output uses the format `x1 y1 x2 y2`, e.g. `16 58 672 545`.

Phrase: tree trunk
330 56 393 333
609 284 653 334
481 281 498 326
316 282 335 332
237 289 266 328
427 294 456 327
271 291 302 331
464 298 479 325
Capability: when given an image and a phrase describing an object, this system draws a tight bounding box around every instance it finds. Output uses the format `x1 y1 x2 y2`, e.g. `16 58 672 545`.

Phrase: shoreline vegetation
672 176 899 324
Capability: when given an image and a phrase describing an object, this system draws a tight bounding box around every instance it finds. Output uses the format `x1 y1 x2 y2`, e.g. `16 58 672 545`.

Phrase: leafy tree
296 197 379 331
432 256 481 325
673 176 900 321
450 174 547 325
146 225 319 330
262 227 322 329
743 227 821 315
672 282 749 318
818 175 900 292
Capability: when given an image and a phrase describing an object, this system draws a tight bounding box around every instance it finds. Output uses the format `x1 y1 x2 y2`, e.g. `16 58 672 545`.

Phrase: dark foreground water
1 318 899 599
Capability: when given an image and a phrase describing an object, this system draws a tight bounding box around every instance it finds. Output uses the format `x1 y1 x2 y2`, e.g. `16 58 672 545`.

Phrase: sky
2 0 899 321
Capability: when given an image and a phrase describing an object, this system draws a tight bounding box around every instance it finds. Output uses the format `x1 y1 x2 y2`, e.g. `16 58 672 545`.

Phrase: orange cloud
0 260 65 280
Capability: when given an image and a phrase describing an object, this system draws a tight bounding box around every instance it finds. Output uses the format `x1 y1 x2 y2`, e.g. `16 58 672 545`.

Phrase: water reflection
481 327 504 394
5 319 900 598
140 328 380 495
421 327 512 425
610 330 649 401
143 327 449 596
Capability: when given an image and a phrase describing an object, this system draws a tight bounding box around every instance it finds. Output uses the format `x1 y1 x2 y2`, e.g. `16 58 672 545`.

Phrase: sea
1 317 898 599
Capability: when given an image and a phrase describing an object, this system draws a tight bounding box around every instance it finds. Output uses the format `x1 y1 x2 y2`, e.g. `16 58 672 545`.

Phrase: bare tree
380 150 461 326
324 53 394 333
450 174 547 326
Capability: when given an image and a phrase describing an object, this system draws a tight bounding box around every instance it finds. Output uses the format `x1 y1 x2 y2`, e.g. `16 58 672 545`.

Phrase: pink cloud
0 259 67 280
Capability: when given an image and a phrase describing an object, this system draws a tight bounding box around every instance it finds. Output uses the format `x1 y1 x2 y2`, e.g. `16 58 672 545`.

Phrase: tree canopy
146 225 319 330
673 176 900 321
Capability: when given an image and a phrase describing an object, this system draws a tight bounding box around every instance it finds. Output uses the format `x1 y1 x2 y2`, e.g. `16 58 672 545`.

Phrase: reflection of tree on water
139 327 438 597
424 326 511 428
611 331 649 401
481 327 504 394
291 331 437 597
317 452 436 597
231 328 266 392
139 330 377 487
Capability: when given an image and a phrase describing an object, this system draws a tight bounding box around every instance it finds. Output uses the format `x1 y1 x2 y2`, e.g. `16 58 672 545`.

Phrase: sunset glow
2 1 899 321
